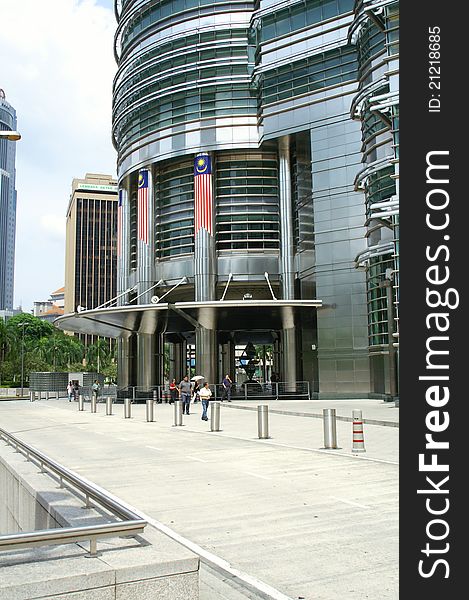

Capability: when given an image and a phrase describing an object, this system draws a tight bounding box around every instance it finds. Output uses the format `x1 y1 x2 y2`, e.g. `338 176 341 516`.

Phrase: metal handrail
0 427 147 556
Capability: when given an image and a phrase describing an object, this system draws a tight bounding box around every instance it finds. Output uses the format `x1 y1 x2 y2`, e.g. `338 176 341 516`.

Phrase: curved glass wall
216 152 279 252
350 0 399 364
256 0 354 44
119 0 253 54
155 158 195 259
260 44 357 106
113 24 256 157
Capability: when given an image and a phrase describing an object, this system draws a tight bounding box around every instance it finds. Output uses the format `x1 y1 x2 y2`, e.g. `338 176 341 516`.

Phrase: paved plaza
0 398 398 599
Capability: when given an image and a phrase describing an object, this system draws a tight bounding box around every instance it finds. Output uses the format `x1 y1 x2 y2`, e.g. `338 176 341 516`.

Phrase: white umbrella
191 375 204 381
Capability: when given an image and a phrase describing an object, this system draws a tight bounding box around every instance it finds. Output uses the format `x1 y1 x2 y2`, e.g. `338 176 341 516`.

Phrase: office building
58 0 399 398
0 89 18 311
64 174 118 344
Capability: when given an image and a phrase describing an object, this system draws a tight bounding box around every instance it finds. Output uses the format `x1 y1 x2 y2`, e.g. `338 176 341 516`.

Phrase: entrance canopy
55 299 322 338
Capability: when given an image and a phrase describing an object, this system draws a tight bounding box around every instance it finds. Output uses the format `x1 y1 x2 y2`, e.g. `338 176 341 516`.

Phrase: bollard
153 389 158 405
352 409 366 453
91 395 97 413
173 400 183 426
29 392 34 402
146 398 155 422
106 396 113 416
78 394 84 411
124 398 132 419
211 402 221 432
257 405 269 439
323 408 338 449
45 391 50 401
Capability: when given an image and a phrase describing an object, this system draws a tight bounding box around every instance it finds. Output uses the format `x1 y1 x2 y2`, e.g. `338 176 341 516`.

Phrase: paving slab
0 399 398 600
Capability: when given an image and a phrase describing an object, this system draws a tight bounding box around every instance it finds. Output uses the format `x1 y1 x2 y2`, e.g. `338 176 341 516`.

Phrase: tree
0 314 85 386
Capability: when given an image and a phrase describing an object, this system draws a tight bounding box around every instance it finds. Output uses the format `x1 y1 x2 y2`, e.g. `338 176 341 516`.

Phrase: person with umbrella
191 375 204 404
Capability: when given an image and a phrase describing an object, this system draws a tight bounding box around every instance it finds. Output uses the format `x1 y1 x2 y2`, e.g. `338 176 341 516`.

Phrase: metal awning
54 299 322 339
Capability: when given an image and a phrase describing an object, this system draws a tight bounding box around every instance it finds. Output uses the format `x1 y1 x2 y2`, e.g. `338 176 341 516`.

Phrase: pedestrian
169 378 177 404
92 379 101 403
221 374 232 402
73 382 79 401
199 382 212 421
66 381 74 402
178 375 192 415
192 380 201 403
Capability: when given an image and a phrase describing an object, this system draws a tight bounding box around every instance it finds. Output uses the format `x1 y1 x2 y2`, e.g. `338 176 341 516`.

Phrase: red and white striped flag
137 170 149 244
194 154 213 236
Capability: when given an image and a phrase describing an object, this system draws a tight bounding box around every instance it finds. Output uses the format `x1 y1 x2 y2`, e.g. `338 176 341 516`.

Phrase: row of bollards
76 397 365 451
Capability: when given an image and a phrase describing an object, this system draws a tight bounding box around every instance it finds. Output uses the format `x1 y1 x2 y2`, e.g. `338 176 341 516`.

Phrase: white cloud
0 0 117 311
40 215 66 239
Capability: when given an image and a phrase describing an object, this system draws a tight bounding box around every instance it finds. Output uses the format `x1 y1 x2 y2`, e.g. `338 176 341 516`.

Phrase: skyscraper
58 1 399 398
0 89 18 311
64 173 118 345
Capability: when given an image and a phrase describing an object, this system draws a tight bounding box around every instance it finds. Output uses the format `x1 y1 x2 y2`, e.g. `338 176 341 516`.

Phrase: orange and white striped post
352 409 366 453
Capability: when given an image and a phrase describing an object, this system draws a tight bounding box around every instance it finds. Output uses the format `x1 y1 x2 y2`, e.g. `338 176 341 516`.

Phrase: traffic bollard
323 408 338 449
257 405 269 439
174 400 183 426
211 402 221 432
106 396 113 415
352 409 366 452
124 398 132 419
78 394 84 411
91 395 97 413
146 398 155 422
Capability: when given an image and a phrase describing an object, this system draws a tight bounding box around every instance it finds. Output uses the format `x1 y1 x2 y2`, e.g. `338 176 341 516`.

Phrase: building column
170 339 187 381
118 334 134 388
116 183 132 388
220 340 235 383
117 184 129 301
281 306 297 386
196 327 217 383
136 168 156 388
194 153 217 383
278 136 297 386
137 168 154 304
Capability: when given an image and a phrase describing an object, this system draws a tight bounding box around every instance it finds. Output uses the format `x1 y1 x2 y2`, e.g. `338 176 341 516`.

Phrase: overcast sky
0 0 117 312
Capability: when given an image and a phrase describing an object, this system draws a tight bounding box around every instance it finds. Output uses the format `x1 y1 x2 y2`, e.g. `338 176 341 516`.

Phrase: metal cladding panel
56 300 321 338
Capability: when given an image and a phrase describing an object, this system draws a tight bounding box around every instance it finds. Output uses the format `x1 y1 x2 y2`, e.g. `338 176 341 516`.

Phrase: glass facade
350 0 400 393
0 91 17 311
106 0 399 397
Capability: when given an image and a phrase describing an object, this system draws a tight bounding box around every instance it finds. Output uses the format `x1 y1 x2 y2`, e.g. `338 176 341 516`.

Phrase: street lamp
0 130 21 141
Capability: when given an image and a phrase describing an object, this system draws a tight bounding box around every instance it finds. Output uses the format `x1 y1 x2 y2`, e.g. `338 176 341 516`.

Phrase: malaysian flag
137 169 149 244
117 189 123 257
194 154 213 236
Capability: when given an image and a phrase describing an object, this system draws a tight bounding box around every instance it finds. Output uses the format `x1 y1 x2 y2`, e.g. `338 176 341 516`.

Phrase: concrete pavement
0 398 398 599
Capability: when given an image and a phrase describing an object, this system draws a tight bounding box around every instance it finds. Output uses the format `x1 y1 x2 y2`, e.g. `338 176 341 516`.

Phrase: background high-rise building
58 0 399 398
64 173 118 345
0 89 18 311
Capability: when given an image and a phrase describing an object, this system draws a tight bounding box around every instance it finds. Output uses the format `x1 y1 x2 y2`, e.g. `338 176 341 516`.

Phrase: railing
114 382 310 402
0 427 147 557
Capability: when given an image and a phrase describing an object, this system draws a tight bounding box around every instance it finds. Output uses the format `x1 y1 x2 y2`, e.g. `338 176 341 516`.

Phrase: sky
0 0 117 312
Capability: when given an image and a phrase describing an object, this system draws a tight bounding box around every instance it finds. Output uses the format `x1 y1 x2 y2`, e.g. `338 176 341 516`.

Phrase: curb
221 403 399 428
